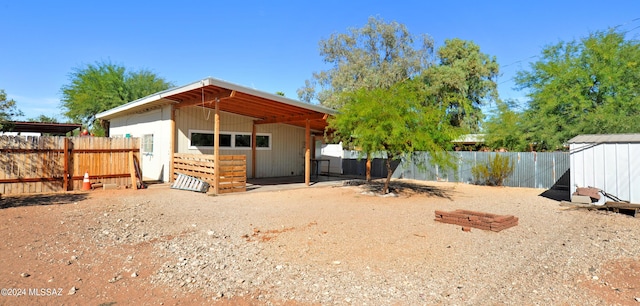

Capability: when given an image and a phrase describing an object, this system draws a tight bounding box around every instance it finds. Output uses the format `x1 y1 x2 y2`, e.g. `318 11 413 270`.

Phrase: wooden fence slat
0 136 140 195
172 153 246 194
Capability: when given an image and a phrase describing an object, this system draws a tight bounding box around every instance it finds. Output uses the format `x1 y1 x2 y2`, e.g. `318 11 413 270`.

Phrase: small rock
379 192 398 197
634 297 640 302
108 275 122 283
592 275 599 280
276 265 283 270
332 261 341 265
20 272 30 278
68 287 77 295
71 255 78 261
131 272 138 278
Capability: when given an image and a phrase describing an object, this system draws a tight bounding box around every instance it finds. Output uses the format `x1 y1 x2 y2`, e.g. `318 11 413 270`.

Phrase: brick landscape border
434 209 518 232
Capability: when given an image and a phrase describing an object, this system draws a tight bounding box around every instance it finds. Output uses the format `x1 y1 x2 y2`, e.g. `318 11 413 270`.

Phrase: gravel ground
1 179 639 305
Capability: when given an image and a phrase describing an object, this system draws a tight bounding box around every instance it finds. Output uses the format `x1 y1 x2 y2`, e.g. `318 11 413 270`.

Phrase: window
219 134 232 147
256 135 270 148
191 132 214 147
142 134 154 153
235 134 251 148
188 130 271 150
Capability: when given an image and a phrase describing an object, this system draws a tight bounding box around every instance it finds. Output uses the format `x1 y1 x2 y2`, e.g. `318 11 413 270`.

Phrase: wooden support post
305 119 311 186
129 150 138 190
169 106 176 182
63 137 70 191
213 99 220 194
252 123 257 179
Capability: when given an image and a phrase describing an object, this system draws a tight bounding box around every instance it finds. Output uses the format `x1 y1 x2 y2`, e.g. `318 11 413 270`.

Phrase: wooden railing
173 153 246 194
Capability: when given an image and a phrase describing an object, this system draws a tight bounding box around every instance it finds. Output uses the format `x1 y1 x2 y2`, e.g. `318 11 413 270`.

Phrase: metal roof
96 77 337 132
568 134 640 143
452 134 485 144
3 121 82 135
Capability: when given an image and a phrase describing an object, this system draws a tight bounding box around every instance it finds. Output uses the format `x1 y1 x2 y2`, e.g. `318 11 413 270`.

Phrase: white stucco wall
108 105 173 181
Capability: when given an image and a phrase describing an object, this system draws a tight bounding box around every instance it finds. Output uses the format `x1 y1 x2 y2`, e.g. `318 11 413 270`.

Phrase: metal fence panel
345 151 569 189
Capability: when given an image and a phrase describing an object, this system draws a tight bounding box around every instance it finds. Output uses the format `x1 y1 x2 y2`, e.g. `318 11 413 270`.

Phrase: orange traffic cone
82 171 91 191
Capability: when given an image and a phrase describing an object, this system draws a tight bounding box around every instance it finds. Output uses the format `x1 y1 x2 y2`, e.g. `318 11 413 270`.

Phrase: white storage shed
569 134 640 203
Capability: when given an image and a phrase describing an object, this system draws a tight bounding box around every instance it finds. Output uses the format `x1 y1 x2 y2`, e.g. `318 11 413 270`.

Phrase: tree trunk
383 157 393 194
366 155 372 182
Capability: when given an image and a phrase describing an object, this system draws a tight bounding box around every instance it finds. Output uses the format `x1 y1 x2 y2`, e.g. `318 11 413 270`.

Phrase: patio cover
96 77 337 190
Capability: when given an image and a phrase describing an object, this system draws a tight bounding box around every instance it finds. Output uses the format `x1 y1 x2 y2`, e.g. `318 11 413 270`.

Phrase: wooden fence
173 153 246 194
0 136 140 195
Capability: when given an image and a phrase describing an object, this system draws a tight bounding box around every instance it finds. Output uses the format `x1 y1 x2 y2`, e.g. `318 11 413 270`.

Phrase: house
452 134 486 151
568 134 640 203
96 77 336 192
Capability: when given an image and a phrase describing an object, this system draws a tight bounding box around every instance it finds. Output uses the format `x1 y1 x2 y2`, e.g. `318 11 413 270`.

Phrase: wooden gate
0 136 140 195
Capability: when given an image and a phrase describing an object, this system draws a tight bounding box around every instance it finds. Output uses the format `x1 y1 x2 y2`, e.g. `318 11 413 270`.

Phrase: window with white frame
188 130 271 150
142 134 154 153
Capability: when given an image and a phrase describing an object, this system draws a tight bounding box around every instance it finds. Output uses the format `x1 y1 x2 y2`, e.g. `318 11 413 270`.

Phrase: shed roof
4 121 82 135
96 77 337 133
568 134 640 144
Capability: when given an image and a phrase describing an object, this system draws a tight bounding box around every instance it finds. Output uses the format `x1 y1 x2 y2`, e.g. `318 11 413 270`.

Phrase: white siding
175 106 307 178
570 141 640 203
109 104 172 181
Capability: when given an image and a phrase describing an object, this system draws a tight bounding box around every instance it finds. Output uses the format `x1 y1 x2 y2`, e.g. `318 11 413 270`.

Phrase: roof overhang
568 133 640 144
96 77 337 133
4 121 82 135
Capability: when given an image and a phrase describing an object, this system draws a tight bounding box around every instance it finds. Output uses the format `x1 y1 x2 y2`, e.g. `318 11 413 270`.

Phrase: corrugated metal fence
343 151 570 189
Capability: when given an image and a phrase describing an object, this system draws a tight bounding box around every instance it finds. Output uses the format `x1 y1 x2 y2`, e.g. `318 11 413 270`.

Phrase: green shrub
471 154 514 186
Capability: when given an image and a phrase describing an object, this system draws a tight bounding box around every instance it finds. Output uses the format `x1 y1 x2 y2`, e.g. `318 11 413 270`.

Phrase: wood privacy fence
173 153 246 194
0 136 140 195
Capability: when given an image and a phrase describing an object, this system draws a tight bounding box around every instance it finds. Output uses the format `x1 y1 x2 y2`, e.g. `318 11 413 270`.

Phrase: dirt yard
1 179 639 305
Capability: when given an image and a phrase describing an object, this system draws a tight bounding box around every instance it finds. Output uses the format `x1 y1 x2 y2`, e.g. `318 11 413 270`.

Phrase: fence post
63 137 70 191
129 150 138 190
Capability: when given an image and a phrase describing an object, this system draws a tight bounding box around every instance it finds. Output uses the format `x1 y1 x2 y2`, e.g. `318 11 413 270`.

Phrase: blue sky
1 0 639 121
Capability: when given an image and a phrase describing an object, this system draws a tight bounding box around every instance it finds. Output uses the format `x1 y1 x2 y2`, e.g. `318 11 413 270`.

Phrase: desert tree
298 16 433 109
61 61 173 135
513 29 640 150
329 79 461 194
0 89 23 131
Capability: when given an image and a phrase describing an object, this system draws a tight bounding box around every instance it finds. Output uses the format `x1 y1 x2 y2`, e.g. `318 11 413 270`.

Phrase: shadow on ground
348 180 454 199
0 193 89 209
539 189 571 202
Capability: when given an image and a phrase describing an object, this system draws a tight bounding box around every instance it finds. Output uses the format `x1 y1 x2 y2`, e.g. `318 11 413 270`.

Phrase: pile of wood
434 209 519 232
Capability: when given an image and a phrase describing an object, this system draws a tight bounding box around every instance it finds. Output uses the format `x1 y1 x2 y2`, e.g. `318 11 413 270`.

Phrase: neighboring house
452 134 486 151
95 77 336 185
568 134 640 203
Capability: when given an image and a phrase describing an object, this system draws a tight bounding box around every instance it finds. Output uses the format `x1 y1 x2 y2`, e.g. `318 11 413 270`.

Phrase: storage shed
568 134 640 203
